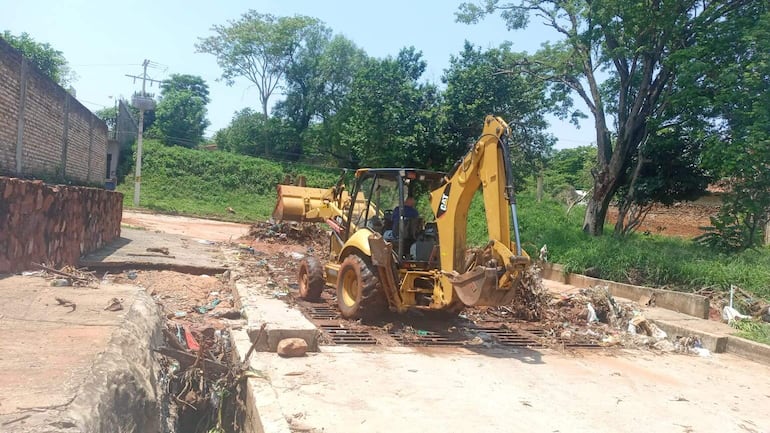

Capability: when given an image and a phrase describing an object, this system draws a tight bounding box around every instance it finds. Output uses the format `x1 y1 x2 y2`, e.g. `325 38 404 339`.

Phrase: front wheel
336 255 386 320
298 257 325 301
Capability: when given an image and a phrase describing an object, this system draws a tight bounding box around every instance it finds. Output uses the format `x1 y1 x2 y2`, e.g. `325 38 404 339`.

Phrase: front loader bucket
447 267 521 307
273 185 331 223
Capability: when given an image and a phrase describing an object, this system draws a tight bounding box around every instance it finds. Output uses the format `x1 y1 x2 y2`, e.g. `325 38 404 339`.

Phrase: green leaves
197 12 324 116
150 75 210 148
1 31 75 87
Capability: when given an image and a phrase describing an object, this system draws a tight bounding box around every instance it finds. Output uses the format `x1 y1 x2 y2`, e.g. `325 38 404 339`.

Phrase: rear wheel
298 257 325 301
336 255 386 320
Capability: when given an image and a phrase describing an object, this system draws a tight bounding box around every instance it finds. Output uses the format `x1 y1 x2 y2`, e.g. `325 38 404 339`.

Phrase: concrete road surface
256 345 770 433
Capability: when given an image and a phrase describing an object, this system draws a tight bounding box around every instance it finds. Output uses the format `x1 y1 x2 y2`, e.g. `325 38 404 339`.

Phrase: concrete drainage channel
74 265 248 433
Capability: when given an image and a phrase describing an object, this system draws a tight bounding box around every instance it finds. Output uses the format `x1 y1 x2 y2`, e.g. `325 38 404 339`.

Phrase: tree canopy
149 74 210 148
2 31 75 87
197 12 324 120
457 0 762 236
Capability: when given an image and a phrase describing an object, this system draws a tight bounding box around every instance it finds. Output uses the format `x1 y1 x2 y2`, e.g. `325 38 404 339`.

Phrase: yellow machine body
275 116 530 318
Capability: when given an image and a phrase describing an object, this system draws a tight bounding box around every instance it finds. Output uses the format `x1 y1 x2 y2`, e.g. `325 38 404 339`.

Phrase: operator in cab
392 196 418 237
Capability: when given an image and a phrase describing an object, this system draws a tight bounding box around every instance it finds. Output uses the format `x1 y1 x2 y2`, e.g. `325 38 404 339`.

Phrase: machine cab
344 168 445 267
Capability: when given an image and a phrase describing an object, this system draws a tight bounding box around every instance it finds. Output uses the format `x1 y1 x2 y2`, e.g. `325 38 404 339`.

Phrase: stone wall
0 176 122 273
0 37 107 183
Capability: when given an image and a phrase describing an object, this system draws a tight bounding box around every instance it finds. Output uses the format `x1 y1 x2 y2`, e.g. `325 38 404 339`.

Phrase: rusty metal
308 306 339 320
319 324 377 345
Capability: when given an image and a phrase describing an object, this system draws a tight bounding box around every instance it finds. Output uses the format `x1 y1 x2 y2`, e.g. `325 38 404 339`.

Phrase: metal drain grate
473 327 544 348
308 306 339 320
319 325 377 345
390 330 466 346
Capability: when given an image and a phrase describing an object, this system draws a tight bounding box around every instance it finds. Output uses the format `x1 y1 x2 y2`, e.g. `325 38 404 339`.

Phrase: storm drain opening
390 329 466 347
320 324 378 345
308 305 340 320
472 327 545 348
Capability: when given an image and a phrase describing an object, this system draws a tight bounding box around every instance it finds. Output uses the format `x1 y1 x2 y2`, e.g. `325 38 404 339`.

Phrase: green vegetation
121 141 770 299
118 140 339 221
731 319 770 346
468 192 770 300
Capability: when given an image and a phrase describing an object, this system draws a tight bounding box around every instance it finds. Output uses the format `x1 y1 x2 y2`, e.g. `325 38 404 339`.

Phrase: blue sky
2 0 593 148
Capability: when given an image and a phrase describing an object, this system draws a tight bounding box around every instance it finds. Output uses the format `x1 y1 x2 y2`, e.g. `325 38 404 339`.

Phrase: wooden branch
126 253 176 259
32 263 89 281
155 347 230 375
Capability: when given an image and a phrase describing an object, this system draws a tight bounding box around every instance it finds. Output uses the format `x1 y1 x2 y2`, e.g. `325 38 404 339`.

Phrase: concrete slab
0 275 162 432
726 335 770 365
253 345 770 433
232 329 292 433
235 280 319 352
80 227 230 274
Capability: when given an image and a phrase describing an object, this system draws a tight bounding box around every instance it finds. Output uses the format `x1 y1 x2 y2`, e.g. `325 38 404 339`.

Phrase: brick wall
0 176 122 273
0 38 107 183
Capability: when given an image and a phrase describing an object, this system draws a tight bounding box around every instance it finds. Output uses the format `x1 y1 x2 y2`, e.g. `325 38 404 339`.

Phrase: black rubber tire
336 255 386 320
298 257 325 301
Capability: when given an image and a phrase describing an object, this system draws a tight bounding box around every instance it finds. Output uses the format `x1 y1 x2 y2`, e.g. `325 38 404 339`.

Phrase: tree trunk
582 186 614 235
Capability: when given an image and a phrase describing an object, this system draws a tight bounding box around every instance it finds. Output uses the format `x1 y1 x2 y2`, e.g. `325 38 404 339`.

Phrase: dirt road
122 210 250 242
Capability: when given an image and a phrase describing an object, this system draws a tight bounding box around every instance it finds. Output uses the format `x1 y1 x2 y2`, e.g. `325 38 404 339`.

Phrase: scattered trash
54 297 76 312
146 247 170 255
212 310 241 319
196 298 221 314
126 270 138 280
586 303 599 323
183 326 200 351
21 270 44 277
104 298 123 311
539 244 548 262
722 306 750 323
289 252 305 260
50 278 72 287
174 311 187 318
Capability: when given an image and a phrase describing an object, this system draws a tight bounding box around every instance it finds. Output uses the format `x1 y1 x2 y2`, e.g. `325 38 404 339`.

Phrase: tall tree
150 75 210 148
1 31 76 87
693 6 770 249
160 74 210 104
197 12 322 119
442 41 556 180
275 34 368 161
457 0 753 235
340 47 441 168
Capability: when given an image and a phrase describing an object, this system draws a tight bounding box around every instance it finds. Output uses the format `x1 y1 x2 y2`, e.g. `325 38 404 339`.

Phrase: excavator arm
430 115 530 306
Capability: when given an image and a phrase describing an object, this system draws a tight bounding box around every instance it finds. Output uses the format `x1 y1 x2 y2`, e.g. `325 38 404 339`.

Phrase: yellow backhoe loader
273 115 530 319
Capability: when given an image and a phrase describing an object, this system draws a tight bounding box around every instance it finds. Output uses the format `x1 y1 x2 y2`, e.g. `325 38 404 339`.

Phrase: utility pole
126 59 162 207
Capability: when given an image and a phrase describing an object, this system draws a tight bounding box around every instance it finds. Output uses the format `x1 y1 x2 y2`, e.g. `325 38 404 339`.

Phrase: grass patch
117 140 340 222
731 319 770 345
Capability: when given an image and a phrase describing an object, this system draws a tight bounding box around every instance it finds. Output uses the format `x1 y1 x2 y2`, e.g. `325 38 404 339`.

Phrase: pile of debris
22 263 98 287
246 221 328 254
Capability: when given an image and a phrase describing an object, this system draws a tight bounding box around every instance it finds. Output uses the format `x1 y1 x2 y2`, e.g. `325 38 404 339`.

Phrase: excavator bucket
273 185 332 223
447 267 519 306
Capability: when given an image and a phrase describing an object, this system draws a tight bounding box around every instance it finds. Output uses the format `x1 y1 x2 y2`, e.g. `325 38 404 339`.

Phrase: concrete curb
232 329 292 433
726 335 770 365
541 263 710 319
649 319 728 353
232 276 319 352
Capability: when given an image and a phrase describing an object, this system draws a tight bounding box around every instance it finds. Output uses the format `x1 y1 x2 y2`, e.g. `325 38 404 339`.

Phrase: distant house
105 100 137 189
